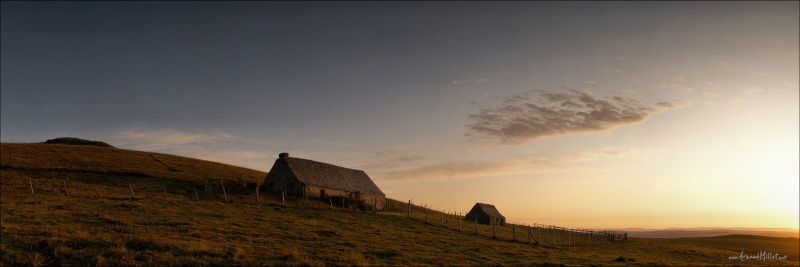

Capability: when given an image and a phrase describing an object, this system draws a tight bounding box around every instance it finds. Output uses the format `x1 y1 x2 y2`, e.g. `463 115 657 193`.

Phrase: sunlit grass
2 142 798 266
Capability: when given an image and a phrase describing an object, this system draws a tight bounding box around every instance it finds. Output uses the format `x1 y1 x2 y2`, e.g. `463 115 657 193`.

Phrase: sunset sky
2 2 797 230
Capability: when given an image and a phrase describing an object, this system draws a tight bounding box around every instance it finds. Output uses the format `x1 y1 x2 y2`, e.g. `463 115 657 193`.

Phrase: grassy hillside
1 142 266 183
2 142 798 266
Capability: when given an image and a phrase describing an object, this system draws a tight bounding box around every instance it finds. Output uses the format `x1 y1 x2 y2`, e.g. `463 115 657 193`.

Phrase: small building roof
282 154 384 195
470 203 505 218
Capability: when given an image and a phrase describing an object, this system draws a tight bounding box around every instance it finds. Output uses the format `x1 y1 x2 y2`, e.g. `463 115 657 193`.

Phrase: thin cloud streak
108 129 233 151
369 147 649 182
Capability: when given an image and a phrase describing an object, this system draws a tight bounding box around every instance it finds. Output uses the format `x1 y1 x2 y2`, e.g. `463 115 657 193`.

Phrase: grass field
2 142 798 266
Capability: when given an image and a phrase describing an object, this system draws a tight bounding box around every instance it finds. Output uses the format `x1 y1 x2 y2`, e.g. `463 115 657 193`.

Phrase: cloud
583 81 597 86
301 138 361 147
465 89 686 145
442 78 489 87
109 129 233 151
744 87 764 95
369 147 648 182
673 75 685 82
729 98 745 104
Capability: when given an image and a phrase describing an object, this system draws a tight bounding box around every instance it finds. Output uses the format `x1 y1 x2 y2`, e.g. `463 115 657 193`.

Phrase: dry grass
2 142 798 266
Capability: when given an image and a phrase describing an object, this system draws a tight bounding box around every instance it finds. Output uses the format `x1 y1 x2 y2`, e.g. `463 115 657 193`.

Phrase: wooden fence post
537 224 541 245
193 186 199 202
513 224 516 241
493 220 497 239
220 179 227 202
440 211 444 226
407 200 411 219
163 185 168 200
459 218 462 231
256 186 261 205
94 183 100 198
282 191 285 205
329 198 333 210
527 225 531 244
29 179 34 194
475 218 478 235
63 180 69 196
129 183 135 200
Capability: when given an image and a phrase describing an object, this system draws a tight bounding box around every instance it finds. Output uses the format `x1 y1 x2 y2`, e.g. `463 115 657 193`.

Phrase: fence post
193 186 199 201
282 191 285 205
407 200 411 218
493 220 497 239
94 183 100 198
163 185 168 200
219 179 227 202
256 186 261 205
459 218 462 231
475 218 478 234
440 211 444 226
513 224 516 242
63 180 69 196
129 183 135 200
537 224 540 245
29 179 34 194
527 225 531 244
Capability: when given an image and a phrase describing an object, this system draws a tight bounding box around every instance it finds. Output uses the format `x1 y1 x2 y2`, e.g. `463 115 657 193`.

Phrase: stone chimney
279 152 289 160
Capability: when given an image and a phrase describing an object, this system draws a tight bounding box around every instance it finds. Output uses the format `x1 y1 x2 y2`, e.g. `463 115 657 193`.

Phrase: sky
2 2 798 230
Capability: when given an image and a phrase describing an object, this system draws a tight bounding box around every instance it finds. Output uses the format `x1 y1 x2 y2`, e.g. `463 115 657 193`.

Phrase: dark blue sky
2 1 798 228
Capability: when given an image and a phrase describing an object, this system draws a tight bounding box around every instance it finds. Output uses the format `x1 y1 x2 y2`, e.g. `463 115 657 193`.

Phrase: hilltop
1 142 265 183
1 142 798 266
42 137 115 148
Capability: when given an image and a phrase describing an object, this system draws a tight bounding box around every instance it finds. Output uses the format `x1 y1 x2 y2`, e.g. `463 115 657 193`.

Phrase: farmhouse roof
281 153 384 195
472 203 505 218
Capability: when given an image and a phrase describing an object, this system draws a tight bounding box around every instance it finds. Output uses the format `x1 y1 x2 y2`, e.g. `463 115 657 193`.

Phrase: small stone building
464 203 506 226
262 153 385 210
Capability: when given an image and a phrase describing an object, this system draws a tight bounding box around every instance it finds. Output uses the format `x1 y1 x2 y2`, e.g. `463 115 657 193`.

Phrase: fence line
388 198 627 246
15 177 627 247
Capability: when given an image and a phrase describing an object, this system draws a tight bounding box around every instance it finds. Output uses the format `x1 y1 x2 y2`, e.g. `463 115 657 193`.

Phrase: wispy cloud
656 99 691 110
109 129 233 151
583 81 597 86
442 78 489 88
465 89 687 145
301 138 361 147
369 147 649 182
744 87 764 95
729 98 745 104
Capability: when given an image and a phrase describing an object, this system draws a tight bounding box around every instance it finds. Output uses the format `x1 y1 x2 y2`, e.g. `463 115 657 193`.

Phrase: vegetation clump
43 137 114 148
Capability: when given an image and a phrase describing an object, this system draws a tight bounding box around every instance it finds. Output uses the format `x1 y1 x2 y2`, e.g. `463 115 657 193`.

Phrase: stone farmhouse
464 203 506 226
262 153 385 210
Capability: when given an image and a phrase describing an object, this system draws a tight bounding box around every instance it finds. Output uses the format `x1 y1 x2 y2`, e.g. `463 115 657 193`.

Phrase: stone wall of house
262 159 305 196
304 185 386 211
